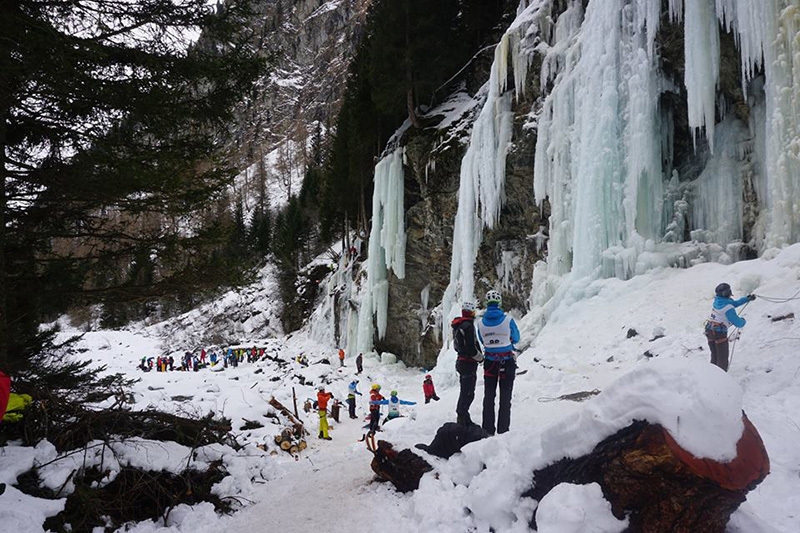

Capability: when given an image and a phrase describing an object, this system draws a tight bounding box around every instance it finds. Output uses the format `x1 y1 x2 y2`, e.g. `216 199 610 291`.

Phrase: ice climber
317 385 334 440
705 282 755 372
347 380 362 419
373 390 416 423
477 289 520 435
368 384 384 434
451 301 483 425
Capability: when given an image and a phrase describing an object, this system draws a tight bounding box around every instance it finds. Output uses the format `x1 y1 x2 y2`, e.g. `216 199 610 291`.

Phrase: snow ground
3 245 800 532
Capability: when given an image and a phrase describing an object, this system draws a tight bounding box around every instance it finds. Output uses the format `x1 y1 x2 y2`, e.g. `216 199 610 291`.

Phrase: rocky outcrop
230 0 372 179
377 58 547 367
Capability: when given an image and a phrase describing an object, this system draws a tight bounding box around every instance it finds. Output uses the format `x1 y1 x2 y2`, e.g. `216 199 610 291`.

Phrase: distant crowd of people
137 346 274 373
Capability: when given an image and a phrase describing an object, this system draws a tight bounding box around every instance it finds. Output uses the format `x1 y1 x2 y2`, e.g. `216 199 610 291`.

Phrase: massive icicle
440 1 553 331
351 148 407 356
534 0 665 293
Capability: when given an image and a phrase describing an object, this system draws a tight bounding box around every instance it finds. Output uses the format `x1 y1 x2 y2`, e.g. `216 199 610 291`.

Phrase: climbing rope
751 286 800 303
728 286 800 367
538 389 601 403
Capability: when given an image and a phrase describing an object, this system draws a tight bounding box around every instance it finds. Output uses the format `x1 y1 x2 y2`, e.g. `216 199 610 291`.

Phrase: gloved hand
747 294 756 301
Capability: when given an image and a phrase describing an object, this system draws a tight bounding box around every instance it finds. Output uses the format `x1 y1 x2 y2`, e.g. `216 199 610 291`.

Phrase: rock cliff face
231 0 371 176
376 58 547 368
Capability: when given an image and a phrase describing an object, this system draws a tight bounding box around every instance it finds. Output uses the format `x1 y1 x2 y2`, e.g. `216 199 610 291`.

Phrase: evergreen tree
0 0 264 370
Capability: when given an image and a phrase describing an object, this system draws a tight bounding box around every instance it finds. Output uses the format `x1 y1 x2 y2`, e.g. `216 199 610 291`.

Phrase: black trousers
347 396 356 418
456 359 478 424
483 358 516 435
369 409 380 432
706 329 730 371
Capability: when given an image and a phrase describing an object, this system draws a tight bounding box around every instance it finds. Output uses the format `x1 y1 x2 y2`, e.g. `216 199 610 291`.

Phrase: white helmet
462 301 476 312
485 290 502 305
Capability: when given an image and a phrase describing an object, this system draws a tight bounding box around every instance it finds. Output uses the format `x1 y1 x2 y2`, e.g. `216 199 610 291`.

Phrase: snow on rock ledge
541 359 744 462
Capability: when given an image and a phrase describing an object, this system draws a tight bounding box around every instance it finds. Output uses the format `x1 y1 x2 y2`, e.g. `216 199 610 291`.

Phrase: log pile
273 428 307 454
525 415 770 532
268 397 308 455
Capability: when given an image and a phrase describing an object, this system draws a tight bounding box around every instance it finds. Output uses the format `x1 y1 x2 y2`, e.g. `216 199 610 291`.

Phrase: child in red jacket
423 374 440 403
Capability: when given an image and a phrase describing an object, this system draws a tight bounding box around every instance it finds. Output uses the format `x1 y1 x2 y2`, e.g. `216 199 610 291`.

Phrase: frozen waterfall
351 148 407 356
529 0 800 314
434 0 800 349
439 0 552 332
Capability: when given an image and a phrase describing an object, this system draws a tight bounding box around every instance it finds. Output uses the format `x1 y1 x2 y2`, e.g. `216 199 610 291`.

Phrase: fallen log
268 397 308 436
525 414 769 532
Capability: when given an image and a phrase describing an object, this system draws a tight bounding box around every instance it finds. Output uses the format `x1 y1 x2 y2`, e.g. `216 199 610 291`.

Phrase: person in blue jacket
705 283 755 371
372 390 416 423
346 380 362 419
477 289 520 435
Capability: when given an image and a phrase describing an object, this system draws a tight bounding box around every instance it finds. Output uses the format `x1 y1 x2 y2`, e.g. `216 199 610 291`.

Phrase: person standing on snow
338 348 345 367
373 390 416 423
317 385 334 440
477 290 520 435
705 283 755 372
452 301 483 425
347 380 362 419
422 374 439 403
355 353 363 374
368 384 385 434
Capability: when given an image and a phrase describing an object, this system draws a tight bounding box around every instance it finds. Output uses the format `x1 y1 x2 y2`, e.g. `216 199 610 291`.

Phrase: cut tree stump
525 414 769 532
370 440 433 493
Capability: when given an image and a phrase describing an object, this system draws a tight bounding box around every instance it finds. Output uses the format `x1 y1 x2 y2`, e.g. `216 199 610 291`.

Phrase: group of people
448 282 756 437
314 372 440 440
138 346 273 373
335 349 364 373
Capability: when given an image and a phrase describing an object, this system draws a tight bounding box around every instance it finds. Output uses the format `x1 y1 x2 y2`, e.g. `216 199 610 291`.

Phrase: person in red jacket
317 385 334 440
0 370 10 421
423 374 440 403
368 384 385 434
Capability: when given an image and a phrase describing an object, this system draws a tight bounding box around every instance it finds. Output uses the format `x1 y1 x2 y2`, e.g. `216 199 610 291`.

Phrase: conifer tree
0 0 264 370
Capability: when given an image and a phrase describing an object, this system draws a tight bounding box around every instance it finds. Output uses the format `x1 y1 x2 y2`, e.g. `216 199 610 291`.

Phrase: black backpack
453 320 482 361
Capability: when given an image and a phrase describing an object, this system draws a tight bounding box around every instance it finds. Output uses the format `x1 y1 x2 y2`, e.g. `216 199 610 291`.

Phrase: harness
484 351 514 361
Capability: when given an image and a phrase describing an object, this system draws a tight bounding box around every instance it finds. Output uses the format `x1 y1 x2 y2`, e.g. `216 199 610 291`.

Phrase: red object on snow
0 370 11 420
662 414 770 491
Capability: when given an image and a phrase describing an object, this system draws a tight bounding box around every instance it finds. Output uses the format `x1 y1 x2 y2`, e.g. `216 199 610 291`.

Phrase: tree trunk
0 0 15 371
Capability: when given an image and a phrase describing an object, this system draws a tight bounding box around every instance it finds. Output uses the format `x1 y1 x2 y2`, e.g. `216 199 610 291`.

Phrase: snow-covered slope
5 244 800 532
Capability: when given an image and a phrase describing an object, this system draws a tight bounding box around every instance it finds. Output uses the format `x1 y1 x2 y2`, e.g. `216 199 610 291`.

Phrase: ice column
761 2 800 248
683 0 720 152
533 0 664 291
354 148 406 355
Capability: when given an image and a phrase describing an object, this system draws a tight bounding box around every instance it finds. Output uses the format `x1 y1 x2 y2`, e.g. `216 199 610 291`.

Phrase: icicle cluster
440 0 553 332
352 148 407 356
529 0 800 313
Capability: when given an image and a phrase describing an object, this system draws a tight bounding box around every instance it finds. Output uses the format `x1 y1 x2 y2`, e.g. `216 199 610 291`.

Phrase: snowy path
210 407 415 533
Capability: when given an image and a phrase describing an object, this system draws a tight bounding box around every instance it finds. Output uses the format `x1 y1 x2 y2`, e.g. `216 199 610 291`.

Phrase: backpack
453 320 483 362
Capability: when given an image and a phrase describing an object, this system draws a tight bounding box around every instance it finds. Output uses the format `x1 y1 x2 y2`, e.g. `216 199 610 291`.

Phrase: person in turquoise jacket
705 282 755 371
477 289 520 435
372 390 416 423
